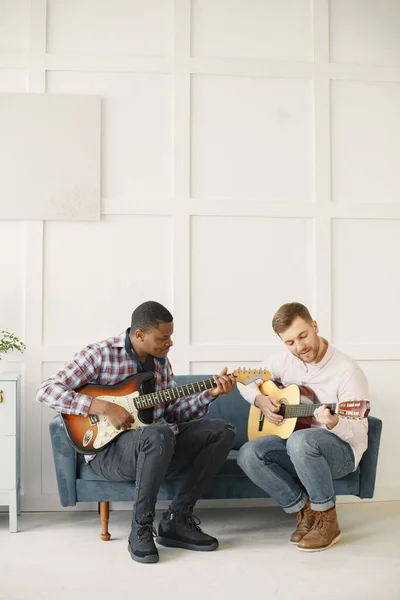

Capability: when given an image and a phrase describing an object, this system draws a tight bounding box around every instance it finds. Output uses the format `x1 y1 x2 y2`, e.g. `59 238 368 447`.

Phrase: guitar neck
282 403 337 419
134 378 216 410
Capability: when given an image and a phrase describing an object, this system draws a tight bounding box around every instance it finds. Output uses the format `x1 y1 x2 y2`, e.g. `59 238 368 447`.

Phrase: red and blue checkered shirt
36 329 215 460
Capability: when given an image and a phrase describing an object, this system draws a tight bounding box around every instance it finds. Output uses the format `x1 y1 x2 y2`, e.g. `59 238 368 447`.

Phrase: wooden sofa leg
99 501 111 541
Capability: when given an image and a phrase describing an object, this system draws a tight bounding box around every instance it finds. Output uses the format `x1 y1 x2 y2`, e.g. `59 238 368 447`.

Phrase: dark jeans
90 418 236 524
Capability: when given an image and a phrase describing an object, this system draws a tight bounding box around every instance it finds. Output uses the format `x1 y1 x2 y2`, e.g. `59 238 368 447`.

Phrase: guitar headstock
232 368 271 385
337 400 370 419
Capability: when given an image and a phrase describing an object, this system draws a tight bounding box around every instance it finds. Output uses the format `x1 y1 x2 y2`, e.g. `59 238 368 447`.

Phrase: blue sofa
49 374 382 540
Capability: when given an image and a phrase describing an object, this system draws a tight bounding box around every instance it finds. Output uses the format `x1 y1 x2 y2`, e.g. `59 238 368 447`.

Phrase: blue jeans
237 429 355 513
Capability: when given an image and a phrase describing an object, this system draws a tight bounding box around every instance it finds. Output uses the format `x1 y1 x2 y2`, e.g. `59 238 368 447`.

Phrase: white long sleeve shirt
237 341 369 469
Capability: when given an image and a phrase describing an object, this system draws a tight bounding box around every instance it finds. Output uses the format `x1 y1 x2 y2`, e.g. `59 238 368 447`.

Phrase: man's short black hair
131 301 173 333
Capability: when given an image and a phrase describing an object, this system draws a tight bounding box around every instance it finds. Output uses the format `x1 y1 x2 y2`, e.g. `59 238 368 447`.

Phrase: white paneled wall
190 217 314 345
332 219 400 344
191 76 314 201
46 0 173 56
0 223 26 337
329 0 400 66
0 69 28 91
0 0 30 52
191 0 314 61
0 0 399 510
331 81 400 203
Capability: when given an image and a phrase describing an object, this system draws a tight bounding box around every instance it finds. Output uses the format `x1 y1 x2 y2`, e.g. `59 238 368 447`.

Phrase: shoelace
137 523 157 541
308 511 330 535
318 512 330 534
185 514 203 532
298 505 314 526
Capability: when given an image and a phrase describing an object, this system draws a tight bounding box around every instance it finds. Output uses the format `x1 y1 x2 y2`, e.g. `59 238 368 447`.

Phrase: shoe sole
296 531 342 553
156 536 219 552
128 544 159 563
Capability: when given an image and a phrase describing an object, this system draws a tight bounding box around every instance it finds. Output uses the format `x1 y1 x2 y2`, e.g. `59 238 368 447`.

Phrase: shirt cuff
201 390 215 404
74 393 93 416
237 381 259 405
326 416 345 435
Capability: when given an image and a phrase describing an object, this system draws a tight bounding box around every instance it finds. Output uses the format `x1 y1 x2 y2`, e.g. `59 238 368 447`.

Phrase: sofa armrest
49 415 78 507
358 416 383 499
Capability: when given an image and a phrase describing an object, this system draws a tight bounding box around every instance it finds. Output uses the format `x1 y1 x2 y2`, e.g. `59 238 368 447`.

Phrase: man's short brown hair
272 302 313 335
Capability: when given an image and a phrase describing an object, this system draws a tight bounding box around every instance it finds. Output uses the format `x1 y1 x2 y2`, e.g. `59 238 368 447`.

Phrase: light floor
1 502 399 600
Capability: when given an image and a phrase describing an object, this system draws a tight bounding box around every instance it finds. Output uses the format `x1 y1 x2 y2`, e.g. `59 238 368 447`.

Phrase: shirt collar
123 327 165 366
112 330 127 348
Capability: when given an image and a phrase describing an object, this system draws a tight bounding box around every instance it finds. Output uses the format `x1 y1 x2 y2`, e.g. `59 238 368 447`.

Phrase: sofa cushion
78 449 244 481
77 448 361 501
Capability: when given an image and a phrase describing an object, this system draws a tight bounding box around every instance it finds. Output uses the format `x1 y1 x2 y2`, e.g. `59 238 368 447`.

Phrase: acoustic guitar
247 379 370 441
61 368 271 454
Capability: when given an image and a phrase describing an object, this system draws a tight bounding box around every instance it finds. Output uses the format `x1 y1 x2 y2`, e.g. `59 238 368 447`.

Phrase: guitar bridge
258 412 264 432
89 415 100 425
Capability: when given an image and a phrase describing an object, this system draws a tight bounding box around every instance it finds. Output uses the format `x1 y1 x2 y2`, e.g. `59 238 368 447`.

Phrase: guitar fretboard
134 378 216 410
281 403 337 418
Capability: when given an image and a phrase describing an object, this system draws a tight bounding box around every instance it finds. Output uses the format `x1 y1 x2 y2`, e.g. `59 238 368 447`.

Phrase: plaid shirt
36 329 215 460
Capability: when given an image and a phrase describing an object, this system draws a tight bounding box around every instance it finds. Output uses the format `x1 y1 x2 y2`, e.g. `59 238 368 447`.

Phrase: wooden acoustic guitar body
247 380 301 440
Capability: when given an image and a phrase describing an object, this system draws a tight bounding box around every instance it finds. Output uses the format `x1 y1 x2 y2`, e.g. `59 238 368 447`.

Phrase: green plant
0 330 26 359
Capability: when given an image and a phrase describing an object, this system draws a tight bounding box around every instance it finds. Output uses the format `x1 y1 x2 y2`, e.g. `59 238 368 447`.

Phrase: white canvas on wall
0 93 101 220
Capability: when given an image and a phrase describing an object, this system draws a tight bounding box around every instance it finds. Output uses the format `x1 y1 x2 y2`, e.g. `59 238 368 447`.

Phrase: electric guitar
247 379 370 441
61 368 271 454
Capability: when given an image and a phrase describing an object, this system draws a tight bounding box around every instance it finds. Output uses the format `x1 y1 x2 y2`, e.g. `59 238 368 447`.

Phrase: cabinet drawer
0 437 16 489
0 382 17 436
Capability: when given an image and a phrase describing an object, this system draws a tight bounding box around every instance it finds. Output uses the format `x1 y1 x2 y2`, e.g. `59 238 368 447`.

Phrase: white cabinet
0 373 21 532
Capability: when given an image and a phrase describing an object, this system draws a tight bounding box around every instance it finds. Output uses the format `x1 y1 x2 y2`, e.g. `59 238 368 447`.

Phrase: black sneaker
128 523 159 564
156 510 219 551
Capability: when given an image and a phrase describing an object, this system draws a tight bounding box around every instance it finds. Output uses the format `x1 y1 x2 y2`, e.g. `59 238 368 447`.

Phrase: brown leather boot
290 499 317 544
297 506 341 552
